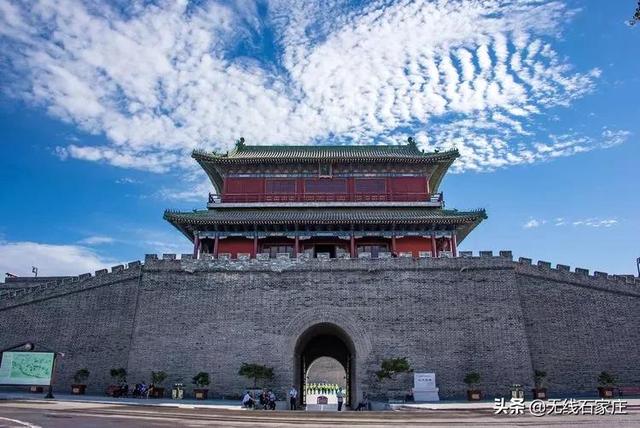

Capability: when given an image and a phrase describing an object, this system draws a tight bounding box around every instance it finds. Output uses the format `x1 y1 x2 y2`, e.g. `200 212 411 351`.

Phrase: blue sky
0 0 638 277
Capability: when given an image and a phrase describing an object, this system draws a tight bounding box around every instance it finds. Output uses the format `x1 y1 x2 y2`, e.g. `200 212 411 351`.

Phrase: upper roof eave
164 207 486 225
192 145 459 164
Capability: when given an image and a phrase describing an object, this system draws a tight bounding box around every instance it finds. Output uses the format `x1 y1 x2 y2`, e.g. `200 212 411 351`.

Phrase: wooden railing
209 192 443 203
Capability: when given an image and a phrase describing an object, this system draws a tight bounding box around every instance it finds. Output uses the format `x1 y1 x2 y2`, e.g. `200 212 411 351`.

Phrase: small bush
534 370 547 388
73 368 89 384
598 371 616 386
151 371 168 386
193 372 210 388
110 368 127 383
463 372 481 388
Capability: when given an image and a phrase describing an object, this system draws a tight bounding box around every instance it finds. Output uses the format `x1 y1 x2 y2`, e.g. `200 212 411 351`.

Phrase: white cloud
115 177 140 184
572 218 618 228
0 241 115 278
601 128 632 148
525 216 618 229
156 177 213 202
523 219 542 229
0 0 621 175
77 236 115 245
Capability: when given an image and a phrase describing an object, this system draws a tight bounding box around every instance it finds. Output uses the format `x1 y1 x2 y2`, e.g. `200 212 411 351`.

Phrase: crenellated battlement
0 260 143 308
2 251 637 309
143 250 640 291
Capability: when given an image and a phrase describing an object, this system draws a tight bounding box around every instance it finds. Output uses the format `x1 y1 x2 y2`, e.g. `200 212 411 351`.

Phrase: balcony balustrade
208 192 443 204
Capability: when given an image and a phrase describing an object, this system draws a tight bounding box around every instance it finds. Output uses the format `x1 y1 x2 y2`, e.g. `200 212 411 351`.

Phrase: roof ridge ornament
235 137 246 151
407 136 417 148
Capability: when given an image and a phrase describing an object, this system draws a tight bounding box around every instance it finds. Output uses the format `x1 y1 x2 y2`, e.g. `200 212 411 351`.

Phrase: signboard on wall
0 352 54 386
414 372 436 390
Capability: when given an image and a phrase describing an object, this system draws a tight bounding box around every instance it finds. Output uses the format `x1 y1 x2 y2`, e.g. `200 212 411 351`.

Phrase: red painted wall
213 237 438 258
222 177 429 201
394 236 433 257
217 238 255 258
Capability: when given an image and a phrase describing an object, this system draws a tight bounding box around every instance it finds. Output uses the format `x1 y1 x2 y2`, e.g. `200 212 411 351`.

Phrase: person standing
336 388 344 411
260 389 268 410
288 386 298 410
268 390 277 410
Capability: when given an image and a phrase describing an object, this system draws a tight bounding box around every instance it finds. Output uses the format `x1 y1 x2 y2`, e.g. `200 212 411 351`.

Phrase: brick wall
0 255 638 402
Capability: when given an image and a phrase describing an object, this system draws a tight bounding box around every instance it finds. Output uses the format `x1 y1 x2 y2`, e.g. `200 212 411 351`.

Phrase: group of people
241 386 370 411
305 382 342 395
132 382 153 398
242 389 278 410
109 382 156 398
242 386 300 410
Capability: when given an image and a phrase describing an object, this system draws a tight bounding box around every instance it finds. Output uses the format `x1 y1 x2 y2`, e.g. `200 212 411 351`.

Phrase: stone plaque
414 373 436 390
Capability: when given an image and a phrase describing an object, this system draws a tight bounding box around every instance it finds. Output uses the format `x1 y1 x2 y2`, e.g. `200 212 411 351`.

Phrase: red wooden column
294 235 300 256
193 235 200 259
213 234 220 258
253 234 258 258
391 235 397 255
431 235 438 257
452 233 458 257
350 235 356 258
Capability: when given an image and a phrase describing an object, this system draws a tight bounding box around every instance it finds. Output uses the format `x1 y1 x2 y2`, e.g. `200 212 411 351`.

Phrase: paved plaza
1 394 639 427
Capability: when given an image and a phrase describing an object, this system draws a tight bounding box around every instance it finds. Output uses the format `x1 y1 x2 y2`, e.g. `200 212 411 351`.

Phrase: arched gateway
294 323 355 408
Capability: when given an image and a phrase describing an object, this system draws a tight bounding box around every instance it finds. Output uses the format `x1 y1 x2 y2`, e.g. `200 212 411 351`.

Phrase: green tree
73 368 89 384
151 371 168 386
238 363 274 388
598 371 616 386
110 368 127 383
534 370 547 389
375 357 412 381
463 372 481 388
192 372 210 388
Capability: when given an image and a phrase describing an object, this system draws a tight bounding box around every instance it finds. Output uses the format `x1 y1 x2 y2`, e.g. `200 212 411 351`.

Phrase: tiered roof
166 141 485 244
165 207 484 225
164 207 486 241
193 142 459 193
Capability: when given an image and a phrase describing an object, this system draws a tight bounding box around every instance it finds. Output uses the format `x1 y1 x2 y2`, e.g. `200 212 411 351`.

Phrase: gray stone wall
0 254 638 401
515 261 640 396
0 264 142 394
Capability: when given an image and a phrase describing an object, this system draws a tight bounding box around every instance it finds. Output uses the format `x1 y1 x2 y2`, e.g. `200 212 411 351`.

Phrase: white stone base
413 388 440 402
306 403 339 411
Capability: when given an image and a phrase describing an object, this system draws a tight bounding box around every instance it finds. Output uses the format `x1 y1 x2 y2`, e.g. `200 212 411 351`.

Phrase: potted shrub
107 368 127 397
532 370 548 400
72 368 90 395
150 371 168 398
192 372 210 400
110 368 127 384
464 372 481 401
597 371 616 398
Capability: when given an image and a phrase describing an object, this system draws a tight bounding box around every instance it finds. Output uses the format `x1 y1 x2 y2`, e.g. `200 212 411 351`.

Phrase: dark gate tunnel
294 323 356 407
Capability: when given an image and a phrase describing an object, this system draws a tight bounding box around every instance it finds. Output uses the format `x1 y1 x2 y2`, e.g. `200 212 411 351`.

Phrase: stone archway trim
283 306 372 360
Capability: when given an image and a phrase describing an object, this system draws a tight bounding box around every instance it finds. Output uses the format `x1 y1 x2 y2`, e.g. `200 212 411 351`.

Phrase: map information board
0 352 54 385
